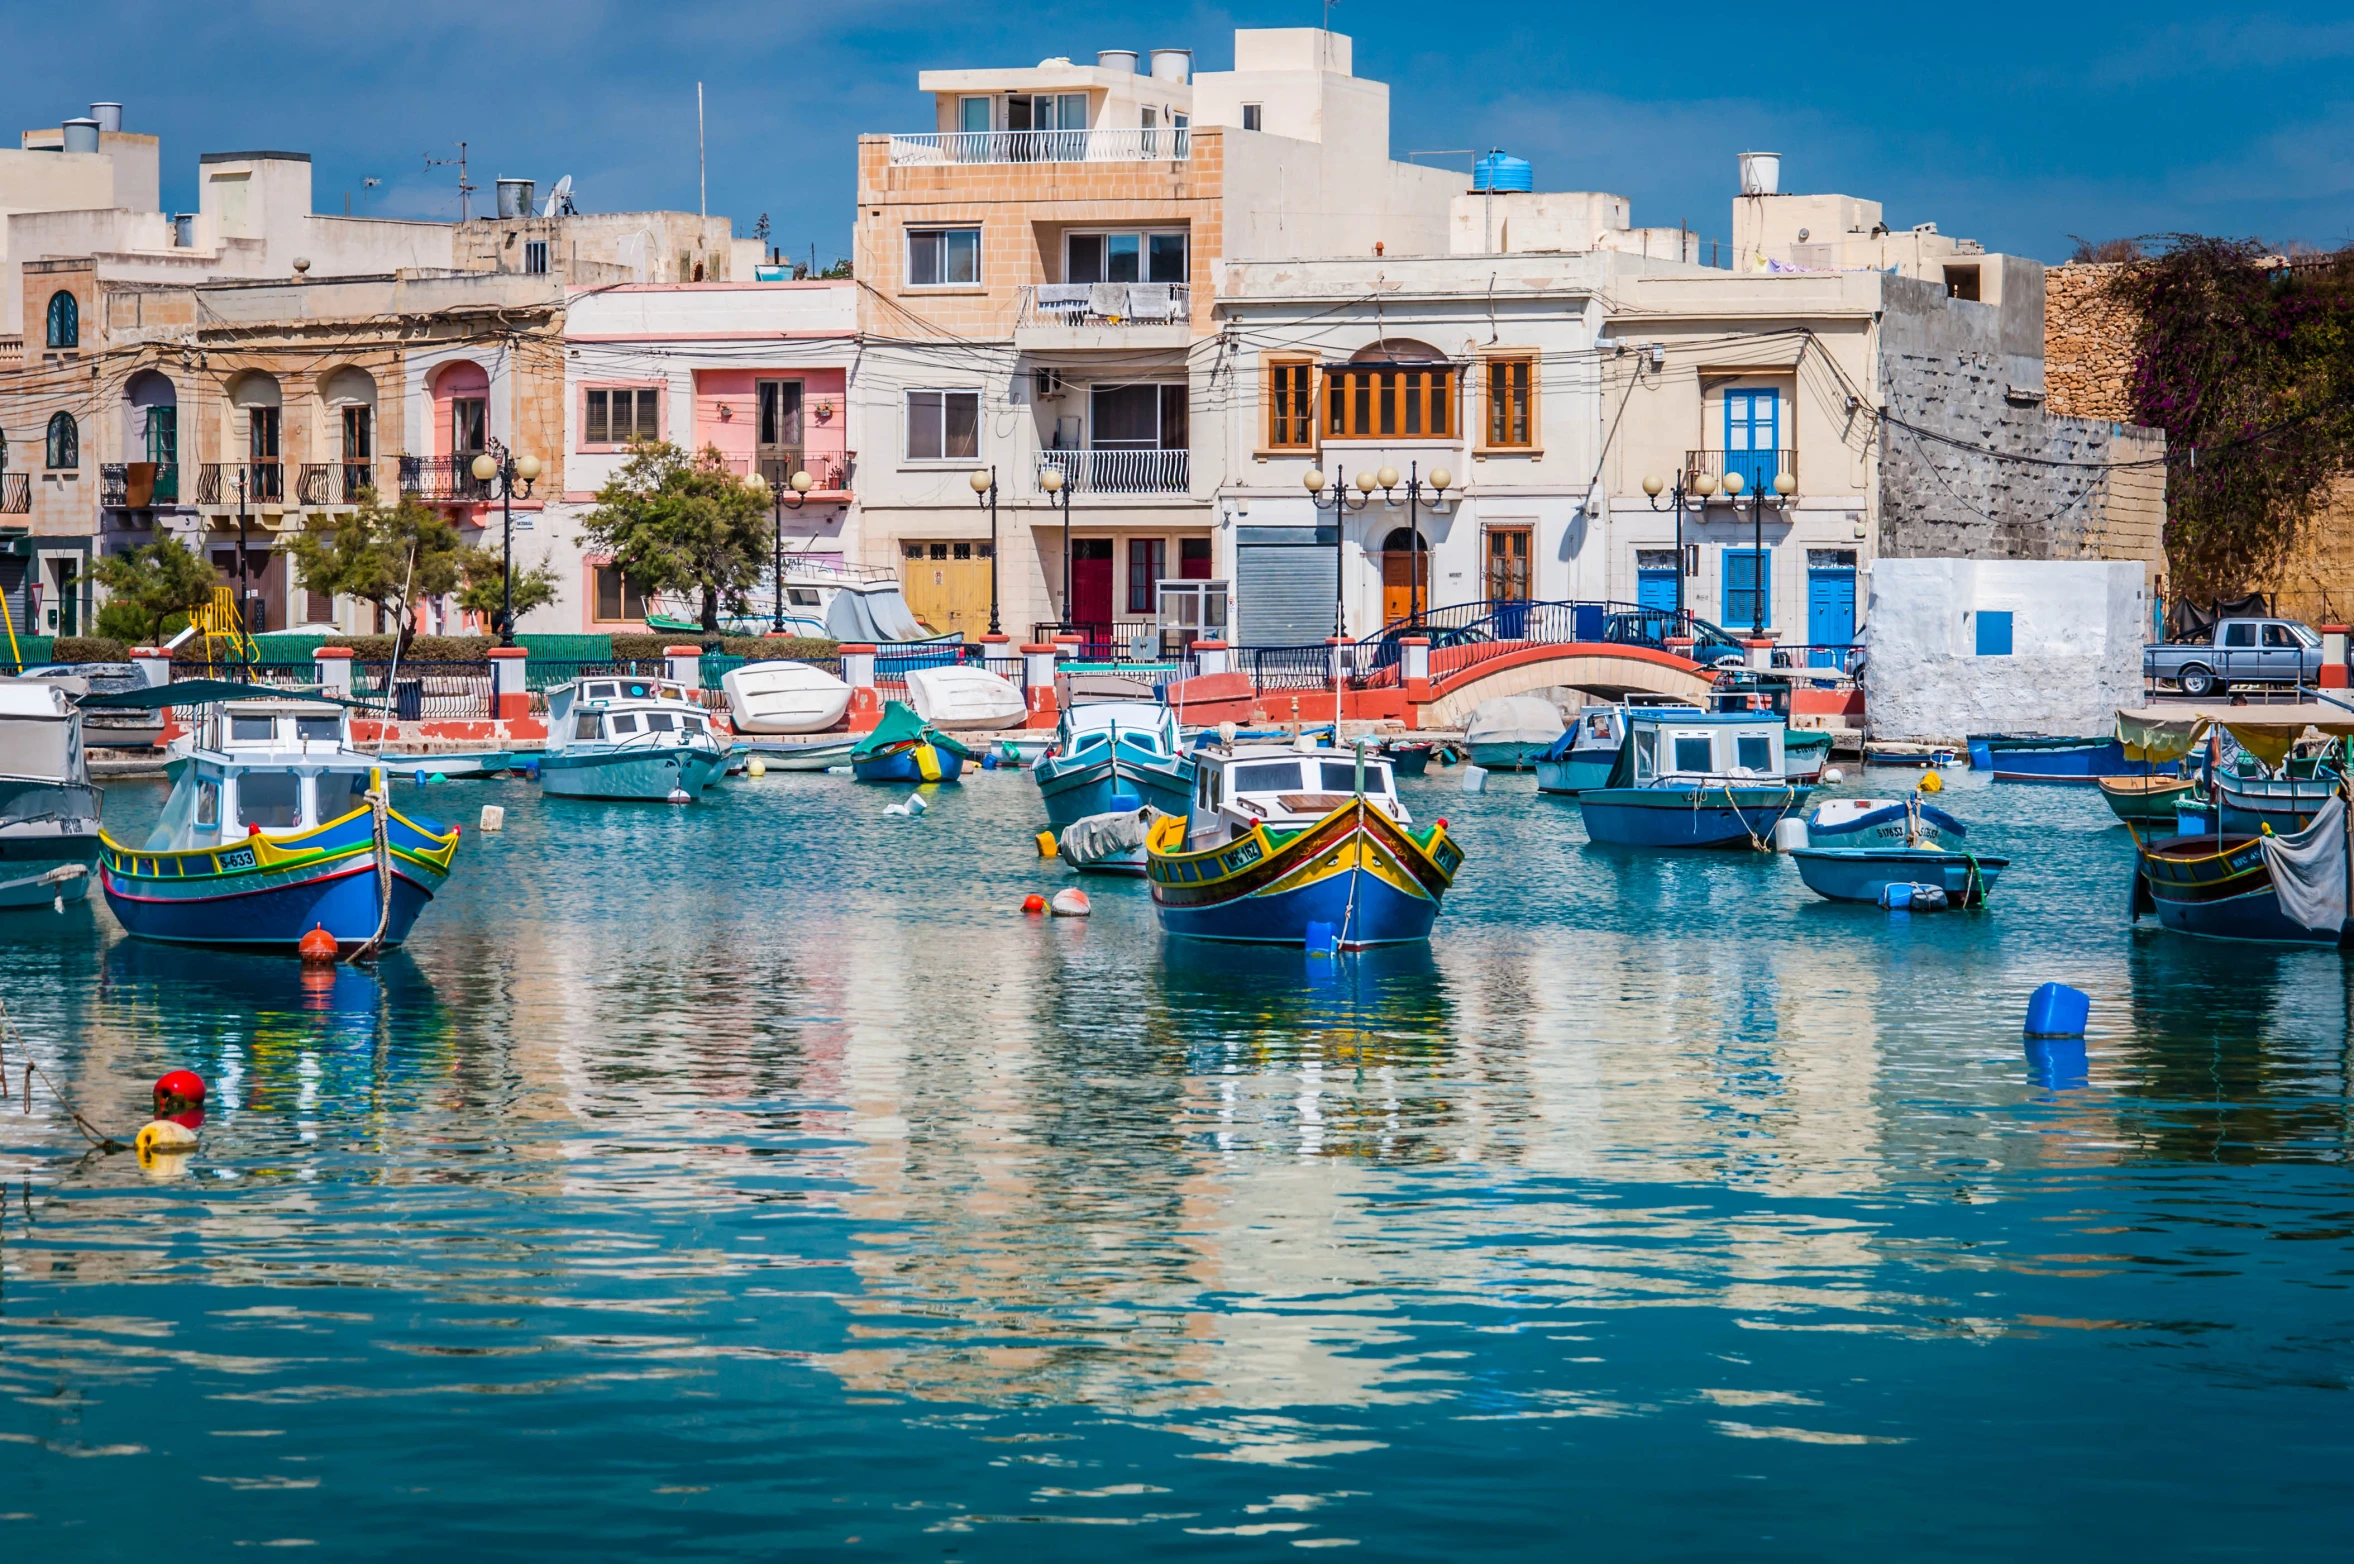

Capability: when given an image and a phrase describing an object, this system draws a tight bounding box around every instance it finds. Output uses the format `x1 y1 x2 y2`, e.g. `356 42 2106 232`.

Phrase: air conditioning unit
1035 368 1066 400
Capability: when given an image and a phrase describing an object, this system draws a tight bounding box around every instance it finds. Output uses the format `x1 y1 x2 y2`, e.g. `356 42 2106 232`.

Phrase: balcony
1 473 27 514
1016 283 1192 352
196 462 286 505
1684 448 1798 497
1036 448 1190 496
298 461 380 505
705 452 854 496
101 463 180 508
887 127 1189 167
397 455 493 503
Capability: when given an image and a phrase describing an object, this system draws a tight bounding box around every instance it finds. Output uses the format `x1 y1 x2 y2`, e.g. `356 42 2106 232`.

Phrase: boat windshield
1232 760 1303 794
239 772 303 829
296 716 342 744
319 771 372 820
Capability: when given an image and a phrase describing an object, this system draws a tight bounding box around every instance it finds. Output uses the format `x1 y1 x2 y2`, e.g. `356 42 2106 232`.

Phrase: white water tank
1738 151 1781 196
1150 47 1192 83
90 102 123 133
61 118 99 154
495 178 535 219
1097 49 1138 74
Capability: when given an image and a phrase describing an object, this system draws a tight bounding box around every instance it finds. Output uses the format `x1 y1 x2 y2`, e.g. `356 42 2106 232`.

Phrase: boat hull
539 745 729 801
1034 750 1194 831
738 736 856 771
0 860 93 909
98 808 457 951
1581 785 1813 848
1790 847 2005 904
2135 832 2345 944
2215 776 2337 837
1148 800 1461 948
2098 775 2196 823
1467 740 1550 771
1784 731 1835 781
1534 752 1615 795
1971 735 2169 782
852 742 966 784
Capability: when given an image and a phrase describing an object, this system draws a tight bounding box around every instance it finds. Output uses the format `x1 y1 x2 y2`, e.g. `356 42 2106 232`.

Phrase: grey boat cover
1059 806 1167 866
1464 696 1565 750
2262 795 2350 934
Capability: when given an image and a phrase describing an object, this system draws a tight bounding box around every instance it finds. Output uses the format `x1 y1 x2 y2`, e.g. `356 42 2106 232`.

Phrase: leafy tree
281 489 464 651
455 540 561 636
2113 238 2354 601
578 443 770 634
90 537 216 644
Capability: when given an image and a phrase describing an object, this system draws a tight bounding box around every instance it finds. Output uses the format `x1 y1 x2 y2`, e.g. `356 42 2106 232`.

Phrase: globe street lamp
969 466 1000 637
748 467 816 634
1039 461 1074 627
469 441 542 645
1304 467 1370 642
1370 462 1453 626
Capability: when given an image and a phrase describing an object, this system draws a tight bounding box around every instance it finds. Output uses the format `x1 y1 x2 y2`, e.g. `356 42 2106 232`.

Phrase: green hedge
609 633 839 661
184 631 842 666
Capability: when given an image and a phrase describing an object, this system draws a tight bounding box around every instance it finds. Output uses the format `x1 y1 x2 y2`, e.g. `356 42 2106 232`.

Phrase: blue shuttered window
1724 388 1779 494
1722 547 1770 631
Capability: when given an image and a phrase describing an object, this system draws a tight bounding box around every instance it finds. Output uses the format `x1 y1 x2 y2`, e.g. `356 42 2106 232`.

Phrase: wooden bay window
1325 364 1455 440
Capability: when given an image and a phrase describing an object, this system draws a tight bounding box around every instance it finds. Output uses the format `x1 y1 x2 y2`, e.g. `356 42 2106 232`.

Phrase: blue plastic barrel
2024 982 2090 1037
1109 789 1143 813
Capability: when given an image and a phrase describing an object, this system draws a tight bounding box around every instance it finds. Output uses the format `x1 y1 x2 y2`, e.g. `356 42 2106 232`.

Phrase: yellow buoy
135 1119 199 1157
747 756 768 778
1037 830 1059 858
1918 771 1944 793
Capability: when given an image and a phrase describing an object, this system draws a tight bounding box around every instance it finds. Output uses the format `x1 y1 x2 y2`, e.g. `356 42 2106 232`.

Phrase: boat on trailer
1146 739 1461 947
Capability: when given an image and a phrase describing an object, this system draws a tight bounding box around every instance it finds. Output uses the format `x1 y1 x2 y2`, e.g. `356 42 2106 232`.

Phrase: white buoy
1821 765 1845 785
478 804 506 832
905 793 928 815
1460 764 1489 794
1050 887 1092 917
667 788 692 805
1772 816 1811 852
747 756 768 778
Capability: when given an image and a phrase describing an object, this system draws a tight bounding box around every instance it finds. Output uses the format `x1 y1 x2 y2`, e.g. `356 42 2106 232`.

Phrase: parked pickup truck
2144 617 2326 696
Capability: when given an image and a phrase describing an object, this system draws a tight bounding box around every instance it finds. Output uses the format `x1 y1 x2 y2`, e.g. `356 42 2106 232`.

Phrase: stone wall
2042 263 2138 421
1876 273 2167 584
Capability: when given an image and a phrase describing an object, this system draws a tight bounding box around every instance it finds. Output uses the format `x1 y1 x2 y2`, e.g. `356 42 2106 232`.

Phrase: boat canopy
2116 705 2354 770
78 678 365 710
0 679 83 784
850 700 977 760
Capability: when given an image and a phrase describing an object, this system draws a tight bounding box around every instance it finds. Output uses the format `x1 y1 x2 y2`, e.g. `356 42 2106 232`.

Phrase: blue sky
9 2 2351 264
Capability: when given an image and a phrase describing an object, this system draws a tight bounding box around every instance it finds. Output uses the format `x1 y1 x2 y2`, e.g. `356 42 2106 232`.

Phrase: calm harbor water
3 761 2352 1558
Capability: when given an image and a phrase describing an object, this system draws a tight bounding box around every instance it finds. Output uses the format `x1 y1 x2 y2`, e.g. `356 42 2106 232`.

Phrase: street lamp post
1640 466 1717 622
1039 462 1074 628
968 466 1000 636
1303 466 1371 644
1368 462 1454 625
749 466 816 633
1716 466 1798 638
469 440 543 646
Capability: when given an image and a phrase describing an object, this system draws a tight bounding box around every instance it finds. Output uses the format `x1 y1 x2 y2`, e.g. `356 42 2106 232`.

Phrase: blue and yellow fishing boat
1146 740 1461 947
851 701 974 784
96 695 459 952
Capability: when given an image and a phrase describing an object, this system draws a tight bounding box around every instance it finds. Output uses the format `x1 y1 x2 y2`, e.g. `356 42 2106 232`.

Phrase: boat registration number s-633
218 847 257 871
1434 841 1463 876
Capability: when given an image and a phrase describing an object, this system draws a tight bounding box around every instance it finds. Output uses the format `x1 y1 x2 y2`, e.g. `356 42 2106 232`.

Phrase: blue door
1723 548 1770 633
1636 568 1678 612
1725 388 1779 495
1807 566 1855 668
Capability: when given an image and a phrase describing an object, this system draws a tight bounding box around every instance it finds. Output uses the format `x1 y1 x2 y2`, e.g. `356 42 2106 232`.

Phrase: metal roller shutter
1235 526 1338 647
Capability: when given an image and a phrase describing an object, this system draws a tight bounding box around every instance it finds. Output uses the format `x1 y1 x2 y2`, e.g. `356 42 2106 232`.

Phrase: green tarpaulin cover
850 700 976 760
77 680 366 711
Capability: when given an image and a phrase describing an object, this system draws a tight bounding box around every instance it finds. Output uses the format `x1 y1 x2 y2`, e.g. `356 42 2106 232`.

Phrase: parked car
2144 617 2326 697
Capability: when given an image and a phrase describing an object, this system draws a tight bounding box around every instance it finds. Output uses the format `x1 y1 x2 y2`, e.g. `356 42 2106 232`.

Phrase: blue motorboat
1790 846 2005 904
1579 710 1812 848
540 675 730 801
1968 733 2174 782
1033 701 1195 873
849 701 974 784
1535 699 1705 795
1804 796 1967 850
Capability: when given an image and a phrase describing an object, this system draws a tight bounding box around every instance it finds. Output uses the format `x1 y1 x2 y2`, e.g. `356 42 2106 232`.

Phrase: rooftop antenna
697 83 706 220
424 141 473 222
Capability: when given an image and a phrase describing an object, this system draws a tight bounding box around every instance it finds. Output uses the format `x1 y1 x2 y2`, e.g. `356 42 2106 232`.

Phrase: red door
1071 538 1114 640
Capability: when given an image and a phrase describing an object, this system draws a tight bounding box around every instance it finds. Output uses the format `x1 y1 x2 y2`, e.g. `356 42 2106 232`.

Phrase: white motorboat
905 665 1026 731
722 660 853 734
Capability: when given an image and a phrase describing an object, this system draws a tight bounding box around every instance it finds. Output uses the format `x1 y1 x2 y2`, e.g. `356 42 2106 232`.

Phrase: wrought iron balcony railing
1683 448 1798 497
0 473 28 514
298 461 379 505
101 463 180 507
1035 448 1190 495
196 462 285 505
887 127 1189 167
396 454 493 502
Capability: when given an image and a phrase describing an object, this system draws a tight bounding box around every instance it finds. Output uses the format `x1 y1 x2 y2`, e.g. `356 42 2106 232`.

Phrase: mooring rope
0 994 125 1151
347 776 394 965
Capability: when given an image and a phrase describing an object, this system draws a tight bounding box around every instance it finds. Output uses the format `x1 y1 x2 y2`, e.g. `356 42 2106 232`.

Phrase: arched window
46 411 78 470
45 291 78 349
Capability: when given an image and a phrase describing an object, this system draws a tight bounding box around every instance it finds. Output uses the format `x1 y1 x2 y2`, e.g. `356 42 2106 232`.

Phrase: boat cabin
1620 710 1789 785
547 677 719 748
1185 742 1407 848
1058 700 1181 758
147 698 383 851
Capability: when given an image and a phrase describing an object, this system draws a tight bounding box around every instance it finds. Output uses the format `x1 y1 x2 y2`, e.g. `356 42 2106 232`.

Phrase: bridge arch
1413 642 1713 728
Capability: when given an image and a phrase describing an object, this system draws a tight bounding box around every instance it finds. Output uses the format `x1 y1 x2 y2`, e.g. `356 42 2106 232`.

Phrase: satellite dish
542 175 576 217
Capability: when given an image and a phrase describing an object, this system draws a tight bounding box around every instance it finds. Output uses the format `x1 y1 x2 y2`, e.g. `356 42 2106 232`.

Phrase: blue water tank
1473 153 1533 193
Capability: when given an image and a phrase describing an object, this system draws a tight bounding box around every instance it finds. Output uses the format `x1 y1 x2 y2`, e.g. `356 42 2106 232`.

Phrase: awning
77 680 365 711
2116 704 2354 770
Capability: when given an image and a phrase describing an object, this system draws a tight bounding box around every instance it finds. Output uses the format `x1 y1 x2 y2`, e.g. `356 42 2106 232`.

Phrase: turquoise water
3 763 2351 1558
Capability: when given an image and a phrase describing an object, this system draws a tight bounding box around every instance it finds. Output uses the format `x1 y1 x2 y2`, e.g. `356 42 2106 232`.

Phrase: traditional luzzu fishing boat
2098 773 2198 824
91 692 459 952
1579 710 1811 848
2119 703 2354 944
1789 790 2005 905
850 700 975 783
1145 738 1462 947
1535 700 1705 796
1033 701 1194 873
539 675 730 802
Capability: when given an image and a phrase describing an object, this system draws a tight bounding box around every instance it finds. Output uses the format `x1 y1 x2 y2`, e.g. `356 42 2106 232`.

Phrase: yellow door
900 545 994 638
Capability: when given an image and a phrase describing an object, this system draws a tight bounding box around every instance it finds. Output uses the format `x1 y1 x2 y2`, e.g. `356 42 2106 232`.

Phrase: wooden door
1071 538 1115 636
1484 527 1531 603
1382 550 1419 626
900 542 994 638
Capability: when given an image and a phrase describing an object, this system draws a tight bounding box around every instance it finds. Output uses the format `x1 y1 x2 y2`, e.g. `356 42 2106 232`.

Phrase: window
959 96 993 134
907 227 980 287
644 711 677 733
1129 538 1165 614
1091 383 1186 451
44 290 78 349
296 717 341 744
525 240 549 275
342 405 373 461
1976 610 2014 657
230 715 273 742
574 712 600 741
319 772 370 819
611 713 641 735
450 396 486 455
1267 360 1314 450
1724 388 1780 494
44 412 77 470
905 389 981 461
1736 735 1771 773
1944 265 1981 302
593 565 649 622
586 387 661 446
1485 526 1531 602
1241 103 1262 132
194 781 218 828
1723 547 1771 630
238 772 303 830
1326 365 1455 439
1634 728 1657 779
1673 736 1715 774
1233 761 1303 793
1485 357 1534 447
2263 623 2299 649
2222 622 2255 648
1065 230 1187 284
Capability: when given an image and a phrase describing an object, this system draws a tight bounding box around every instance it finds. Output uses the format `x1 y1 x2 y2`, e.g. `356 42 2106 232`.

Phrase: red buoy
298 925 339 964
153 1069 206 1129
1021 893 1047 915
